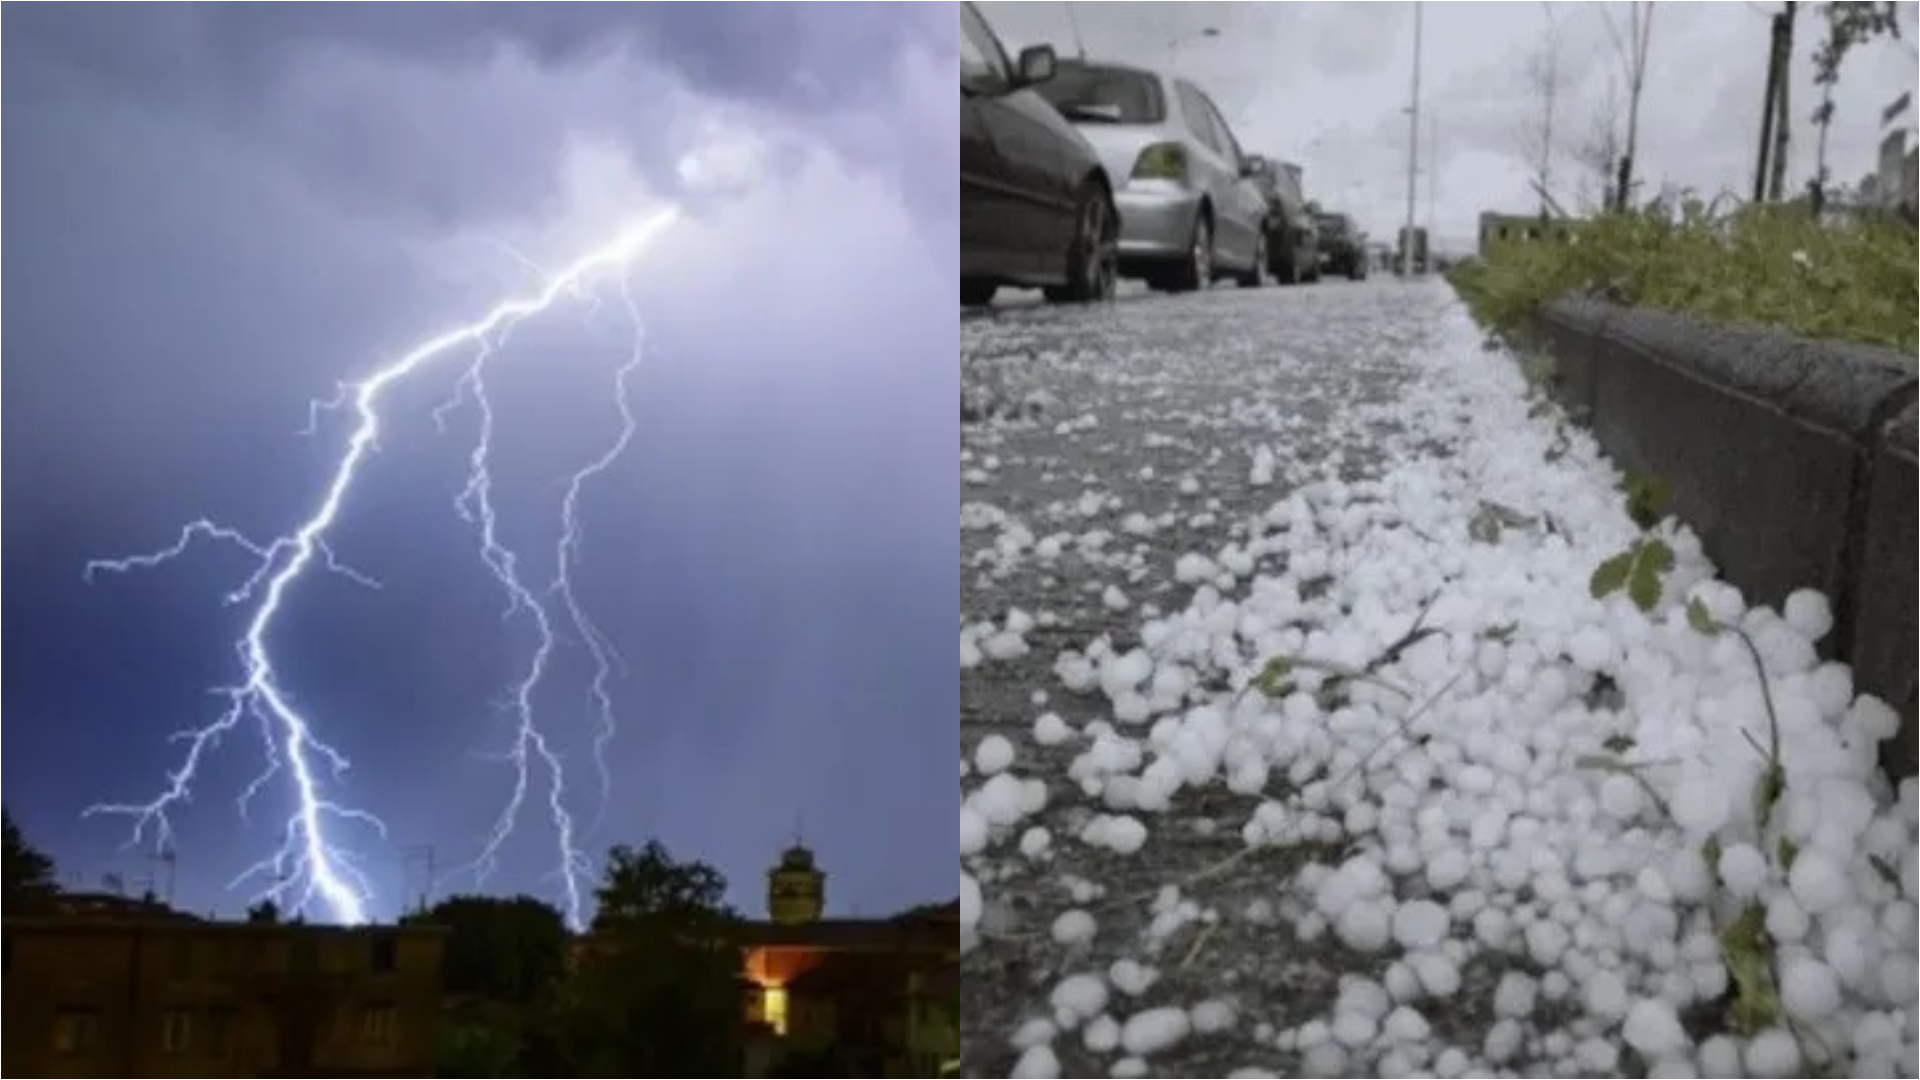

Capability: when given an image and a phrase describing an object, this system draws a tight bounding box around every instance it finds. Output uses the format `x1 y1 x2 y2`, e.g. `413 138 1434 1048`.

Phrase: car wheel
1236 230 1267 289
1271 237 1299 285
1044 183 1118 305
961 279 998 308
1169 213 1212 293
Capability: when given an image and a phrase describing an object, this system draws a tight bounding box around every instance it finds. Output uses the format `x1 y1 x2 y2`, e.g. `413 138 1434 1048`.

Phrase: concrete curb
1529 298 1918 780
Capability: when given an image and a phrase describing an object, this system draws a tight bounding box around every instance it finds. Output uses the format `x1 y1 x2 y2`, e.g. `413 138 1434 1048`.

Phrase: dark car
960 1 1117 309
1247 158 1319 284
1314 210 1368 280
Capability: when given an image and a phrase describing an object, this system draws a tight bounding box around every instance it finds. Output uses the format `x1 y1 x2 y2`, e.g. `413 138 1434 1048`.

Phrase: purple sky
3 3 957 925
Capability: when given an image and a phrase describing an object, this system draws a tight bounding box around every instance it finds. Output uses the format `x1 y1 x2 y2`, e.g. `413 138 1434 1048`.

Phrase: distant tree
1808 1 1904 211
1514 11 1570 216
246 899 282 924
591 840 736 928
405 894 572 1077
1595 2 1657 212
411 894 570 1006
559 841 745 1076
3 807 59 909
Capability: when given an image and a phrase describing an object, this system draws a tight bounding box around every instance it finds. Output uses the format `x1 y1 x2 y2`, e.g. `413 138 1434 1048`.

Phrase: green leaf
1686 598 1720 636
1625 539 1675 612
1777 836 1800 873
1754 760 1787 830
1481 622 1518 644
1869 854 1901 888
1623 472 1675 531
1255 657 1293 696
1719 902 1781 1034
1702 836 1724 886
1602 733 1636 754
1590 551 1634 600
1468 506 1503 544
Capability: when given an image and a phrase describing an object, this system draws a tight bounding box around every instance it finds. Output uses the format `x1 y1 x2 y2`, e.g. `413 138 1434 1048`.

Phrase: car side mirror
1242 154 1268 178
1015 45 1057 87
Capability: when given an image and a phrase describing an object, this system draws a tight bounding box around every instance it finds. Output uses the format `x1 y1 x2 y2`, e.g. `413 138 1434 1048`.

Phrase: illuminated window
762 985 789 1036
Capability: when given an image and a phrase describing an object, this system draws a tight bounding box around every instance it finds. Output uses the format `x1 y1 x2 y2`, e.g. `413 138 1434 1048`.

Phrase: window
54 1010 99 1056
202 1007 236 1056
960 3 1009 95
359 1004 399 1047
762 985 790 1037
170 938 194 981
1176 84 1224 156
1036 65 1167 125
161 1010 193 1055
369 933 398 972
1198 91 1248 168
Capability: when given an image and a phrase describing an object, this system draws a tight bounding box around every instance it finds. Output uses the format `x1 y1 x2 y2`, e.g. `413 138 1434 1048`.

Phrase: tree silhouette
3 806 58 910
561 841 745 1076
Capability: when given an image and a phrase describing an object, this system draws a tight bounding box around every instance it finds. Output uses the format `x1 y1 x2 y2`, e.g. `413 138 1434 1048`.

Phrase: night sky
3 4 957 927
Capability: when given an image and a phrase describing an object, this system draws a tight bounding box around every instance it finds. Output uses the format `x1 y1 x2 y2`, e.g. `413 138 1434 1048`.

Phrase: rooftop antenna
1063 2 1087 60
150 843 179 906
403 845 437 914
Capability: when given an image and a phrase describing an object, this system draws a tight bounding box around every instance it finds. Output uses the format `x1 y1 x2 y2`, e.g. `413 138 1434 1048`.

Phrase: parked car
1313 210 1367 280
1248 158 1320 284
959 1 1118 309
1030 60 1269 292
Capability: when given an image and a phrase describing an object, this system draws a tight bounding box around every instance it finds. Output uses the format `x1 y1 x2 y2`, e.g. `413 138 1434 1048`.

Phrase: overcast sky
4 4 954 925
980 0 1920 246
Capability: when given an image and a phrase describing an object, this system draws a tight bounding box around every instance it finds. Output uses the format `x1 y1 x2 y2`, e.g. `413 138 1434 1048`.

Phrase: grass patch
1448 201 1918 355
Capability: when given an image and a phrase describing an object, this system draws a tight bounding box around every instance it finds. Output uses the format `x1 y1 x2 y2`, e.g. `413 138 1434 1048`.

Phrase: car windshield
1033 64 1165 124
1315 215 1347 234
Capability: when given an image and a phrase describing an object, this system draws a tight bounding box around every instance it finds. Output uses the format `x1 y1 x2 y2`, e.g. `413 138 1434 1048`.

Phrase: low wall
1528 298 1918 780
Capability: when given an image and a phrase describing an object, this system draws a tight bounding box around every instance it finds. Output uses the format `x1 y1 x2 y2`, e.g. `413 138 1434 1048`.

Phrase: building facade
736 846 958 1078
2 896 447 1079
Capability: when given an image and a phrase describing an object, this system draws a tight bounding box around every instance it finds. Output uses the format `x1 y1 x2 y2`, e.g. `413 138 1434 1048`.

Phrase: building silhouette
2 892 448 1079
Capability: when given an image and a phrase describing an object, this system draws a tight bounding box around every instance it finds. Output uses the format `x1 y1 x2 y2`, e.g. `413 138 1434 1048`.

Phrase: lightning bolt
84 208 680 928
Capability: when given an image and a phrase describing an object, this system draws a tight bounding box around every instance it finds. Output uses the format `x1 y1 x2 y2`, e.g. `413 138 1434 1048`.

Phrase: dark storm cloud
3 4 955 922
9 2 949 229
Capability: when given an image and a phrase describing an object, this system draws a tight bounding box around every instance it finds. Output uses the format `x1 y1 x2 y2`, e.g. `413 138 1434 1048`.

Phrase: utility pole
1403 1 1424 277
1426 114 1440 238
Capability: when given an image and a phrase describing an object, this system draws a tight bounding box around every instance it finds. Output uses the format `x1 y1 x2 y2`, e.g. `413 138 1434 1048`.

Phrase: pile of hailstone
963 494 1916 1077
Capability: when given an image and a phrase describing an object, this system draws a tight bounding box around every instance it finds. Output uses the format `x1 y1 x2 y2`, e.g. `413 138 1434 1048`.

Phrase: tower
766 843 826 925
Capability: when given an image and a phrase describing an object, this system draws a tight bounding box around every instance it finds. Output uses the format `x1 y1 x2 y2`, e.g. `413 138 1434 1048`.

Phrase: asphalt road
959 277 1477 1078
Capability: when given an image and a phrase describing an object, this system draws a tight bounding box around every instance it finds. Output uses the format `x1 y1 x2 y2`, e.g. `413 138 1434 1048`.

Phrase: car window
960 3 1010 94
1175 83 1224 156
1033 64 1165 124
1199 92 1247 170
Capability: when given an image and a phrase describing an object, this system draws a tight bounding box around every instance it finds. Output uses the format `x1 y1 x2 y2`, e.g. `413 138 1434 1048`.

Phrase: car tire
1044 183 1118 305
961 279 998 308
1270 232 1298 285
1168 213 1212 293
1236 230 1267 289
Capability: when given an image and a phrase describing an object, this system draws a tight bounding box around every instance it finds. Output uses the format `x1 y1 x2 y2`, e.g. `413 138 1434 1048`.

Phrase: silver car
1032 61 1271 293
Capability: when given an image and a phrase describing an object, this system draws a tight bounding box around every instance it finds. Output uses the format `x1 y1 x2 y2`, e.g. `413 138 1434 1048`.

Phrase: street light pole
1402 2 1424 277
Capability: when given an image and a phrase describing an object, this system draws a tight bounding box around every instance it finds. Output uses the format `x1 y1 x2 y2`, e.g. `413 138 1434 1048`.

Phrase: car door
960 5 1018 276
1173 82 1247 266
962 4 1077 281
1197 92 1268 265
